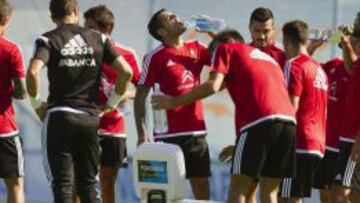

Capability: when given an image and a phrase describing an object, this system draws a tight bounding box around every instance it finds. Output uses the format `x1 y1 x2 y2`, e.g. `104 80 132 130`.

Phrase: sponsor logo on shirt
181 70 194 83
314 68 328 90
178 70 195 90
59 35 96 67
59 58 96 67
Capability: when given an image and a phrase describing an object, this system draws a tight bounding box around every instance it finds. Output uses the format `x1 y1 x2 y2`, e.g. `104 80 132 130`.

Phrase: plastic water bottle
309 27 352 44
152 83 168 134
327 30 342 44
308 29 322 41
308 29 336 42
320 29 341 44
185 15 226 32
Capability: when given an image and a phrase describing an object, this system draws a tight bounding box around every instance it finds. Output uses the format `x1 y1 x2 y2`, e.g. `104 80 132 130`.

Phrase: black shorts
280 153 321 198
156 136 211 178
0 136 24 178
231 120 296 179
99 135 127 168
313 149 339 189
333 140 360 190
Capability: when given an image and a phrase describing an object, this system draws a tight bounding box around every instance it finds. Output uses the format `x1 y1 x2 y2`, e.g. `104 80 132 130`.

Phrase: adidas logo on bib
335 174 342 180
61 34 94 56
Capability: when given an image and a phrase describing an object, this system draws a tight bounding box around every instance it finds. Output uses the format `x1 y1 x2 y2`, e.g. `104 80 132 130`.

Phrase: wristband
29 95 42 109
106 92 122 109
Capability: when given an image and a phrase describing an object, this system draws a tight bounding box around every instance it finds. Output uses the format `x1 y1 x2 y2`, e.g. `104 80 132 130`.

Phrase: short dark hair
282 20 309 45
49 0 78 20
249 7 274 25
0 0 13 22
208 29 244 55
84 5 114 32
352 30 360 39
353 11 360 37
147 8 166 42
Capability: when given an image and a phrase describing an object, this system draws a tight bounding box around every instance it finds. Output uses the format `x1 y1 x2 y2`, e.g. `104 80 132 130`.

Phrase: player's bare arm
341 34 358 73
289 95 300 112
134 85 151 146
219 145 235 162
26 59 43 99
26 59 47 120
307 39 326 56
11 77 26 99
151 72 225 110
110 56 133 100
123 90 136 100
101 56 133 116
351 129 360 163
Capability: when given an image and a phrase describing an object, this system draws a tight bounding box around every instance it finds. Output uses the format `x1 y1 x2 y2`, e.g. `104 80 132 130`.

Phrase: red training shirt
0 37 25 137
285 54 328 157
212 42 295 134
322 58 350 151
139 40 211 139
98 42 141 137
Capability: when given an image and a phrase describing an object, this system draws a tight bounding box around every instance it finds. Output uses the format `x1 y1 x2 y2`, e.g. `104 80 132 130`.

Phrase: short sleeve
122 50 141 85
321 58 343 75
210 44 231 75
196 41 211 66
138 53 160 87
32 36 50 64
353 59 360 88
10 44 26 78
103 37 120 64
287 62 303 96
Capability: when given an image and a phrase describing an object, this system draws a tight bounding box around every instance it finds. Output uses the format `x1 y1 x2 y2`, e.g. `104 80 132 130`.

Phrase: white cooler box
133 142 186 202
133 142 222 203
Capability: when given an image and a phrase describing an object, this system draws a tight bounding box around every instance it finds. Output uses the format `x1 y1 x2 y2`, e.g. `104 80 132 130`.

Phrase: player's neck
288 46 308 58
0 21 9 36
54 16 78 27
163 36 183 48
